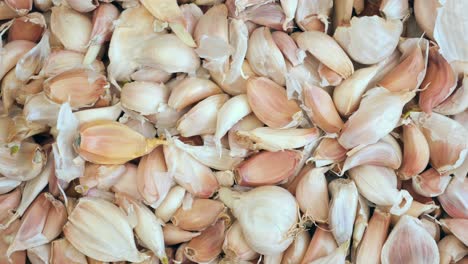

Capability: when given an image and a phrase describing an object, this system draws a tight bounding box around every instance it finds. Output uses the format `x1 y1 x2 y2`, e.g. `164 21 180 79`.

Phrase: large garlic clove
438 177 468 219
171 198 225 232
412 168 452 197
8 12 45 43
434 74 468 115
334 16 403 65
121 81 169 115
168 77 222 111
295 167 329 224
155 185 186 223
414 0 439 40
64 198 148 262
223 221 259 261
236 150 302 187
246 27 287 86
184 220 225 263
398 120 430 180
50 6 92 53
328 178 358 245
349 165 413 215
295 0 332 32
419 46 458 113
0 141 45 181
410 112 468 174
381 215 439 264
355 209 391 264
438 235 468 264
296 30 353 79
50 238 88 264
247 77 303 129
311 137 347 167
0 40 35 81
339 87 415 149
301 225 338 263
440 218 468 247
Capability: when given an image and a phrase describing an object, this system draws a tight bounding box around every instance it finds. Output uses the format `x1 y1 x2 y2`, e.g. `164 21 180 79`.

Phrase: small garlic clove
420 216 441 242
66 0 98 13
302 84 343 134
281 230 310 264
301 224 338 263
41 49 105 78
0 141 46 181
224 19 248 85
0 40 35 81
440 218 468 247
50 6 92 53
222 221 259 261
155 185 186 223
1 69 23 115
382 215 439 264
228 114 264 158
339 87 415 149
64 198 148 262
295 167 329 224
247 77 303 129
15 77 44 105
398 120 430 180
295 0 332 32
412 168 452 197
334 16 403 65
296 30 353 79
50 238 88 264
184 220 225 263
7 12 45 43
27 244 49 264
121 81 169 115
410 112 468 174
168 77 222 111
131 68 172 83
240 3 293 32
171 198 225 232
419 46 458 113
389 200 439 226
236 150 302 187
5 0 32 15
317 63 343 86
311 138 347 167
438 177 468 219
0 220 26 264
264 252 284 264
163 224 201 246
379 0 409 20
163 144 219 198
0 188 21 226
355 209 391 264
215 171 235 187
74 103 122 124
413 0 439 40
7 193 67 257
272 31 305 67
351 195 370 261
285 55 322 100
332 0 353 29
439 235 468 264
22 93 60 126
434 74 468 116
309 241 348 264
280 0 297 30
246 27 287 86
328 178 359 245
75 120 166 165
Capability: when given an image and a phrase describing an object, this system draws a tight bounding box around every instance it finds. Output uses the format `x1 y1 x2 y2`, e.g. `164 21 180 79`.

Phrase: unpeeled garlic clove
295 0 332 32
339 87 415 149
412 168 452 197
438 177 468 219
0 220 26 264
246 27 287 86
295 167 329 224
0 1 19 20
296 30 353 79
419 46 458 113
351 195 370 261
168 77 222 111
379 0 409 20
185 220 225 263
7 193 67 257
5 0 31 15
240 3 293 32
236 150 302 187
413 0 439 40
355 208 391 264
398 120 430 180
64 198 148 262
247 77 303 129
180 4 203 36
317 63 343 86
15 77 44 105
328 178 359 245
301 225 337 264
121 81 169 115
349 165 413 215
0 40 35 80
0 141 46 181
434 74 468 116
50 238 88 264
131 68 172 83
163 144 219 198
75 121 166 165
280 0 297 30
420 216 441 242
79 163 126 192
66 0 98 13
50 6 92 53
381 215 439 264
311 138 347 167
236 127 319 152
43 69 108 109
109 163 142 201
1 69 23 115
41 49 104 78
440 218 468 247
281 230 310 264
272 31 305 67
155 185 186 223
302 84 343 134
27 244 49 264
438 235 468 264
0 188 21 225
177 94 230 137
228 114 264 158
7 12 45 43
163 224 201 246
410 112 468 174
390 200 439 226
334 16 402 65
22 92 60 126
309 241 348 264
171 198 225 232
223 221 259 261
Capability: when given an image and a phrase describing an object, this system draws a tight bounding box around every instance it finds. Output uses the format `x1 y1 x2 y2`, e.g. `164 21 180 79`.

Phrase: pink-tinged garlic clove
171 198 225 232
168 77 222 111
301 225 337 264
438 177 468 219
398 120 430 180
163 224 201 246
295 167 329 224
303 84 343 134
412 168 452 197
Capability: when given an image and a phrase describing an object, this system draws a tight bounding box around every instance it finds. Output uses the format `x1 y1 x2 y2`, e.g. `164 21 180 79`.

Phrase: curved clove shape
0 188 21 226
301 225 338 264
66 0 98 13
41 49 104 78
121 81 169 115
440 218 468 247
7 13 45 43
438 177 468 219
168 77 222 111
50 238 88 264
223 221 259 261
303 84 343 134
50 6 92 53
295 167 329 224
171 198 225 232
0 220 26 264
311 138 347 167
281 230 310 264
272 31 305 67
412 168 451 197
236 150 302 187
414 0 439 39
438 235 468 264
5 0 32 15
398 121 430 180
434 74 468 115
355 209 391 264
184 220 225 263
0 141 46 181
155 185 186 223
228 114 264 158
163 224 201 246
295 0 332 32
0 40 35 81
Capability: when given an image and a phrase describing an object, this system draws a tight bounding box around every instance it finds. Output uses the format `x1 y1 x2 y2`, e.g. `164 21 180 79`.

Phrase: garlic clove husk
295 167 329 224
171 198 225 232
434 74 468 115
64 198 148 262
41 49 105 78
50 5 92 53
177 94 229 137
14 77 44 106
328 178 358 245
185 220 226 263
236 150 302 187
311 138 347 167
381 215 439 264
27 243 49 264
79 163 126 192
110 163 143 201
75 120 166 165
438 177 468 219
338 87 415 149
296 30 353 79
302 84 344 134
50 238 88 264
440 218 468 247
121 81 169 115
224 19 248 85
131 67 172 83
412 168 451 197
438 235 468 264
410 112 468 174
284 55 322 100
7 12 45 43
280 0 298 30
247 77 303 129
281 230 310 264
272 31 305 67
332 0 353 29
295 0 332 32
398 120 430 180
246 27 287 86
22 93 60 126
0 40 35 81
223 221 259 261
301 224 337 263
1 69 24 115
74 103 122 124
413 0 439 40
0 141 46 181
155 185 186 223
163 224 201 246
334 16 403 65
66 0 98 13
168 77 222 111
228 114 264 158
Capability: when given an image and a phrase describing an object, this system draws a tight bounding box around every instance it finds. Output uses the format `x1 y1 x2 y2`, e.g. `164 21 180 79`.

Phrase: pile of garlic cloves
0 0 467 263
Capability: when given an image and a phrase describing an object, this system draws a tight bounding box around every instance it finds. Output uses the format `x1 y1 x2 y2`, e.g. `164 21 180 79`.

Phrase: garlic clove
420 216 441 242
389 200 439 226
74 103 122 125
0 1 19 20
22 92 61 126
15 77 44 106
0 40 35 81
311 138 347 167
381 215 439 264
223 221 259 261
240 3 293 32
50 6 92 53
246 27 287 86
440 218 468 247
228 114 264 158
302 84 344 134
224 19 248 85
180 4 203 36
5 0 32 15
155 185 186 223
438 177 468 219
398 120 430 180
438 235 468 264
184 220 225 263
412 168 452 197
41 49 105 78
317 63 343 86
1 220 26 264
434 74 468 116
295 0 332 32
281 230 310 264
79 163 126 192
334 16 403 65
332 0 353 29
163 224 201 246
50 238 88 264
236 150 302 187
121 81 169 115
168 77 222 111
355 209 391 264
301 225 338 264
247 77 303 129
26 244 49 264
171 198 225 232
272 31 305 67
351 194 370 261
295 167 329 224
131 68 172 83
296 30 353 79
413 0 439 40
0 141 46 181
7 12 45 43
110 163 143 201
0 188 21 226
66 0 98 13
309 241 348 264
1 69 24 115
379 0 409 20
